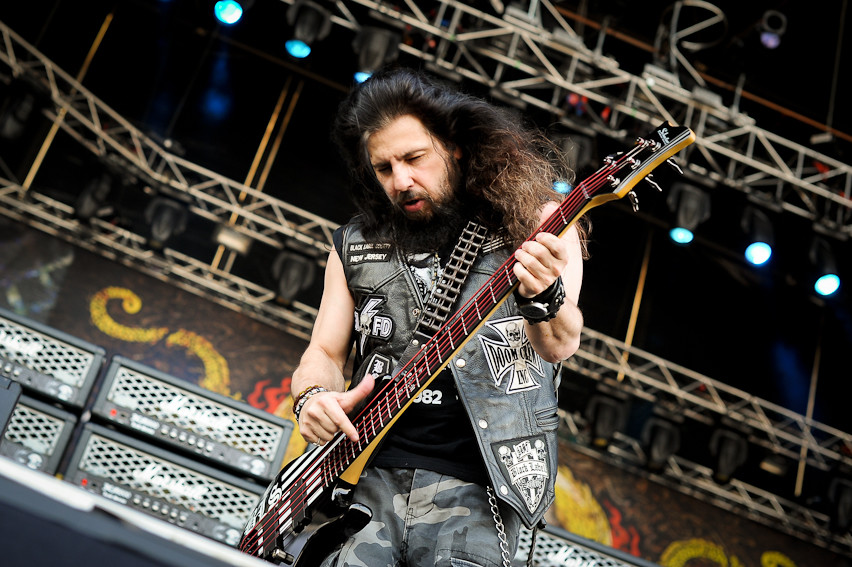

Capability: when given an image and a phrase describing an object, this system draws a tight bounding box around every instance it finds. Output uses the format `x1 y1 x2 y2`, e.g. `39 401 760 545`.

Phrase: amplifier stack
0 307 294 549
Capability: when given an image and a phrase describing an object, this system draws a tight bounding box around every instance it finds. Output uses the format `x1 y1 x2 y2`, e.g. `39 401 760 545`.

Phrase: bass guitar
238 121 696 565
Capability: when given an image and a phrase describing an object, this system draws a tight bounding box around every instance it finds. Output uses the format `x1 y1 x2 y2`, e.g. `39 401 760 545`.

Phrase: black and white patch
493 435 549 514
354 295 394 355
478 317 544 394
365 352 394 381
347 242 393 264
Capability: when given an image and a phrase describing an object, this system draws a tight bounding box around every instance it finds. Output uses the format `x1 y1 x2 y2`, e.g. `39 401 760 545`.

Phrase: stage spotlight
759 10 786 49
285 0 332 59
741 206 774 266
213 0 248 25
640 415 682 472
809 236 841 297
829 476 852 533
144 197 188 251
0 79 45 143
666 183 710 245
553 180 571 194
213 225 252 255
272 250 317 302
585 393 628 449
709 428 747 484
74 170 113 222
353 27 400 83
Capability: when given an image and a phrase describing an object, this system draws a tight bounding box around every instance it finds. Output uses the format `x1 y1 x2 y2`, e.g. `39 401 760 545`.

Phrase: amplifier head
0 307 105 408
91 356 292 482
1 394 77 473
62 423 265 548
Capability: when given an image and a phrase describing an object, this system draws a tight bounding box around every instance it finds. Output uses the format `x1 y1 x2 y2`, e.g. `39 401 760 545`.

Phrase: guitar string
241 138 659 555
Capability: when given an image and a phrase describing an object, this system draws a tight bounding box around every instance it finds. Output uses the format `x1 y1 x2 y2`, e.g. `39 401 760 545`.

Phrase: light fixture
666 183 711 245
584 392 628 449
552 180 571 195
213 225 252 255
353 27 400 83
144 197 188 251
0 79 43 142
74 170 113 221
809 236 841 297
758 452 788 476
272 250 317 303
829 476 852 533
640 414 682 472
285 0 332 59
213 0 249 25
709 428 748 484
759 10 787 49
741 206 774 266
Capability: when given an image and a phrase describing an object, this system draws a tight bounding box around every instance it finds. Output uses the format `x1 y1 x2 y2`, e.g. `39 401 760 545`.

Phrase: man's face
367 114 462 223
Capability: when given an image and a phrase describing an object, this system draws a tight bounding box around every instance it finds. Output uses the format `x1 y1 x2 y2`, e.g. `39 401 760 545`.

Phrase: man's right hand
297 374 376 445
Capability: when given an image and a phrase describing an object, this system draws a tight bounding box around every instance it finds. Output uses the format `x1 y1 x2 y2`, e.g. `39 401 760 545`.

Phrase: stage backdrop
1 217 849 567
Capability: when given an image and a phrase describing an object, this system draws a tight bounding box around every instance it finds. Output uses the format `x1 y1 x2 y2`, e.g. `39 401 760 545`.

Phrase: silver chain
487 486 513 567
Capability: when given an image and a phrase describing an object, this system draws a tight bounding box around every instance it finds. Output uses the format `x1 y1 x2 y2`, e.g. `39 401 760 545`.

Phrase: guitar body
290 503 372 567
239 122 696 564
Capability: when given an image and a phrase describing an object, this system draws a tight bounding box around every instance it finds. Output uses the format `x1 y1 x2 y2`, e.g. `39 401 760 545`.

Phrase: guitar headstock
581 122 695 211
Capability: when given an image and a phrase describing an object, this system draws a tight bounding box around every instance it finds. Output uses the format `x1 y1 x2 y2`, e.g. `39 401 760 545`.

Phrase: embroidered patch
478 317 544 394
354 295 394 355
494 436 549 514
347 242 393 264
365 352 394 381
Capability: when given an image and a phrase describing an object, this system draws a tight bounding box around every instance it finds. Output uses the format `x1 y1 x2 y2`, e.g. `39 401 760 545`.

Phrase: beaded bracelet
292 385 328 422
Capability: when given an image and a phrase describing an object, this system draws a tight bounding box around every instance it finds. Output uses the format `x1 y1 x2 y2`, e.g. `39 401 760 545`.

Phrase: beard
387 191 469 254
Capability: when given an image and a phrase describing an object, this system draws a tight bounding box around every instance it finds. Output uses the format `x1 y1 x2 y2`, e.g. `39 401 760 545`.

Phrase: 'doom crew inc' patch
478 317 545 394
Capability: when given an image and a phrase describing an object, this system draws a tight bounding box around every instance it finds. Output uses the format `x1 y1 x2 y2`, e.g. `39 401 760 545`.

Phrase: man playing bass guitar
286 66 588 567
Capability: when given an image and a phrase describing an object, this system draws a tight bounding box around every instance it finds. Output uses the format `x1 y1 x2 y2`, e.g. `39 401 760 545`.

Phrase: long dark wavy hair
332 66 589 254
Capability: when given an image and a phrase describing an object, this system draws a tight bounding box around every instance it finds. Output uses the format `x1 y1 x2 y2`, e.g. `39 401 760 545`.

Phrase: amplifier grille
0 318 97 389
6 403 65 455
77 433 260 527
517 527 637 567
108 366 282 460
1 395 77 473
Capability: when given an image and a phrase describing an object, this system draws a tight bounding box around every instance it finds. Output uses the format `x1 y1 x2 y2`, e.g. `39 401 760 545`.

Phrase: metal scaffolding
1 5 851 555
339 0 852 237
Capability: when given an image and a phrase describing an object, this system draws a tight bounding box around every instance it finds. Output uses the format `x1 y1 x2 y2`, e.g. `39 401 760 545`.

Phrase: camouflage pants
320 467 521 567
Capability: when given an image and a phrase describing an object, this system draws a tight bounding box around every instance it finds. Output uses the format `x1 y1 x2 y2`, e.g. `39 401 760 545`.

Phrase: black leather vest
337 222 561 529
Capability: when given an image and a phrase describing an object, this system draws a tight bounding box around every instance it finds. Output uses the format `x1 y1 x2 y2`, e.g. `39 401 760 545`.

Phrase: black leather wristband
514 276 565 323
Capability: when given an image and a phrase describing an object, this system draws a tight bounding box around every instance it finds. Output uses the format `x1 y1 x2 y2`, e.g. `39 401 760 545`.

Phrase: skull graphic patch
478 317 544 394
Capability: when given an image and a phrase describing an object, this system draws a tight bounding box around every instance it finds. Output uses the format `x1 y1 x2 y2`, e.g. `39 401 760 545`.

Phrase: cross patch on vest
478 317 544 394
354 294 394 355
493 435 549 514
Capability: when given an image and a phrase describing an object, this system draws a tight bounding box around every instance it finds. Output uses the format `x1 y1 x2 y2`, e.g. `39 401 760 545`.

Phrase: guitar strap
411 220 490 345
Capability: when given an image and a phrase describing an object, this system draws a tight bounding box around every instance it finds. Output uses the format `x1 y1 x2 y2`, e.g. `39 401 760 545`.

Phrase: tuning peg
627 190 640 211
666 157 684 175
644 174 662 192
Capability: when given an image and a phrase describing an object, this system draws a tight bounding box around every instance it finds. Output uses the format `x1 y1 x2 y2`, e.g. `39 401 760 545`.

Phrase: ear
452 145 462 160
